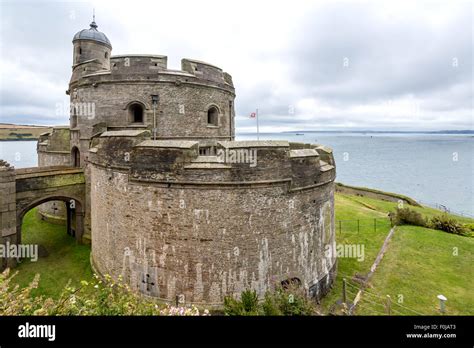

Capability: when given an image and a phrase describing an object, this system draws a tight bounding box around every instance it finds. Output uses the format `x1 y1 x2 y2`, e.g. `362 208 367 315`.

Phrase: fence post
437 294 447 314
386 295 391 315
342 278 347 304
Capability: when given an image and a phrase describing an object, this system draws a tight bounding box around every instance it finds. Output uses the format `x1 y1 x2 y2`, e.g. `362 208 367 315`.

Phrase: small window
79 47 82 55
105 52 108 58
199 147 212 156
129 103 144 123
207 106 218 126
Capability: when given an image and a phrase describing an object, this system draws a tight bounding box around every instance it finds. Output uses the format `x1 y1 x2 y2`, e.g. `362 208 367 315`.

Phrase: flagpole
256 108 259 140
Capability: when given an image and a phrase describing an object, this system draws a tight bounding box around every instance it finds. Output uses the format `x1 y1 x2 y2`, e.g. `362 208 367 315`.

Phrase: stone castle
0 19 337 305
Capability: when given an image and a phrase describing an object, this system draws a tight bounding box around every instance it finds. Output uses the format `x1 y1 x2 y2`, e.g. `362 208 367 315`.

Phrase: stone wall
90 166 335 304
69 80 235 141
89 135 336 304
69 53 235 142
37 127 72 223
0 161 17 270
14 167 86 243
70 40 111 83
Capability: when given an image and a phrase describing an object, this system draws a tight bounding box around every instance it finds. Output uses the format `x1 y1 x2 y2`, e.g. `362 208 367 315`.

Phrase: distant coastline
282 130 474 134
280 130 474 135
0 123 52 141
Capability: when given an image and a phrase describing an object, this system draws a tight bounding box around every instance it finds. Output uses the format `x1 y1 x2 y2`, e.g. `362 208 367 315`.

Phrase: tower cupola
71 15 112 78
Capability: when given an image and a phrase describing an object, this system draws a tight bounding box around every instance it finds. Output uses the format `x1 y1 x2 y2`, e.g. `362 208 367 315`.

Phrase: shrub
223 289 259 315
464 223 474 232
261 292 282 315
0 270 210 316
429 215 470 236
268 284 316 316
391 207 427 227
241 289 259 312
224 285 317 316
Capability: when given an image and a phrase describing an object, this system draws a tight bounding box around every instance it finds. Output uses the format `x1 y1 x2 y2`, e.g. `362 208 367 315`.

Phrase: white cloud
0 0 472 130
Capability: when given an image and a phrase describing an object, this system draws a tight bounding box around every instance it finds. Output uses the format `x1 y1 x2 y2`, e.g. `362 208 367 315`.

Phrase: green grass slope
324 194 474 315
355 225 474 315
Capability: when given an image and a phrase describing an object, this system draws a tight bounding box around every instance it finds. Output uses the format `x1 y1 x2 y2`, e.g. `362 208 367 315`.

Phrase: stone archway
16 195 84 245
0 164 86 271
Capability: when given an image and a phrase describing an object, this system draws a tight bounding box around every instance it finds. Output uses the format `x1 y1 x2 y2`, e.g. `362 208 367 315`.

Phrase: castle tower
30 17 337 305
70 16 112 83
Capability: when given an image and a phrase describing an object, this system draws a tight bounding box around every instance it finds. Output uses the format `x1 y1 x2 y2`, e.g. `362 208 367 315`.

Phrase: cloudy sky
0 0 472 131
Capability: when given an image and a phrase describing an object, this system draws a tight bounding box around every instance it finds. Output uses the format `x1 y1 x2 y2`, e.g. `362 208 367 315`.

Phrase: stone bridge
0 161 85 270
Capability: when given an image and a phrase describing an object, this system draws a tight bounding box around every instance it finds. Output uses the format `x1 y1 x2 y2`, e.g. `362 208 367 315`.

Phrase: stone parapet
89 135 335 191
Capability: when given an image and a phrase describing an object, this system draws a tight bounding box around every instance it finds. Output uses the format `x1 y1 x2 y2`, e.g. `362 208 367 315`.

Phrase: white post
437 294 447 314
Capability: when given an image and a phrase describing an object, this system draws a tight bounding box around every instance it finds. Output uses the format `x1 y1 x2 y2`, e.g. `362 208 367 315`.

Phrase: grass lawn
318 194 393 313
11 208 93 299
322 193 474 315
355 225 474 315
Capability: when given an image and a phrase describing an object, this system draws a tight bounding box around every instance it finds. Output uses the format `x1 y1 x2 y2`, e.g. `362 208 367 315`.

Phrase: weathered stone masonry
0 162 86 270
88 135 337 303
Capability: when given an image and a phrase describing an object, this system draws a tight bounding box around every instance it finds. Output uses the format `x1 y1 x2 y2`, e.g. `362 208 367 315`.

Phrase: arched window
105 52 108 58
129 103 144 123
207 106 218 126
71 147 80 167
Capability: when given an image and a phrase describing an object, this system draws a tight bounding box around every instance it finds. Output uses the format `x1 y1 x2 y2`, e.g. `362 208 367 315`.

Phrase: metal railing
417 200 474 219
336 217 392 235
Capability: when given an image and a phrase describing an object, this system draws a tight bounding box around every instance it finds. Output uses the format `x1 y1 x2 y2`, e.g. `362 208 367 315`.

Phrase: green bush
223 289 259 315
224 284 317 316
429 215 470 236
270 284 316 316
261 292 282 315
464 223 474 232
391 207 427 227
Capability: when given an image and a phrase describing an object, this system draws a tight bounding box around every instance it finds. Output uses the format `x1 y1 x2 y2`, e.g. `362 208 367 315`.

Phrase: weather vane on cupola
90 8 98 29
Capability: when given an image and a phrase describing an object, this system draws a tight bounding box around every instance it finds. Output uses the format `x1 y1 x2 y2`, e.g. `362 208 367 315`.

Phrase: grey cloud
0 1 472 131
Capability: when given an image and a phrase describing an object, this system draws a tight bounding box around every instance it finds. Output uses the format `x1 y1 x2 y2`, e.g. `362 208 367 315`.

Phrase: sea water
1 134 473 216
237 132 473 216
